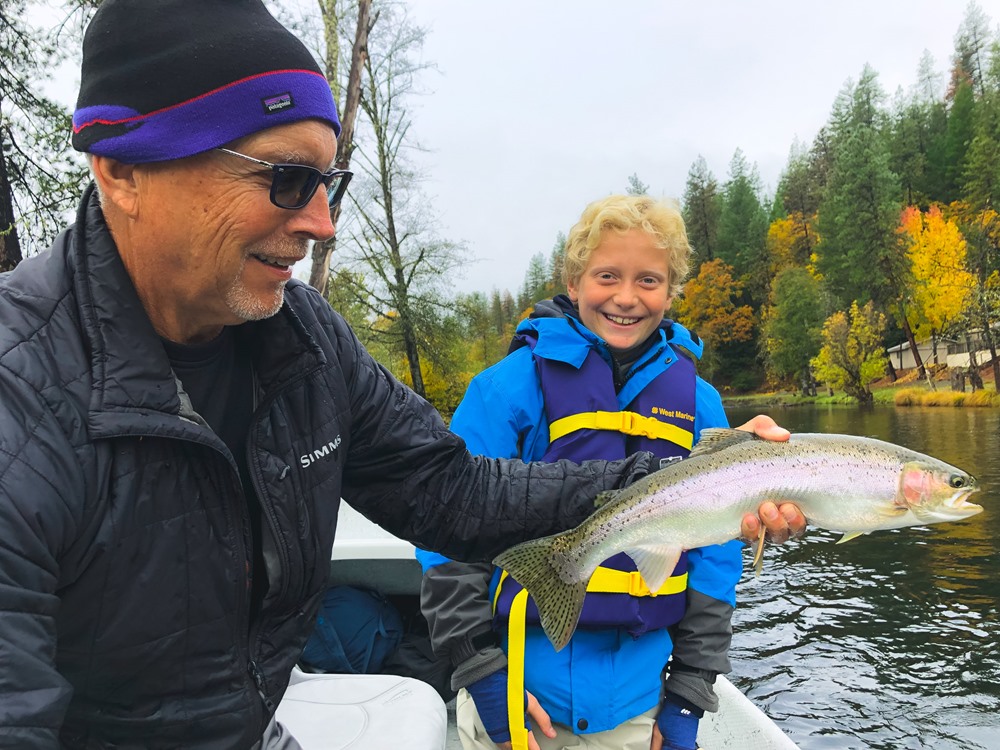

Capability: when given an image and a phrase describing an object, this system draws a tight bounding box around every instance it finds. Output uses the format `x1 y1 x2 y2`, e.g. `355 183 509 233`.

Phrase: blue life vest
492 321 697 638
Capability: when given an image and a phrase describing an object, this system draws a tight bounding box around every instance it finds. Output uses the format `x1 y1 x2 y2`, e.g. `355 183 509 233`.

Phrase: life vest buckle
628 570 653 597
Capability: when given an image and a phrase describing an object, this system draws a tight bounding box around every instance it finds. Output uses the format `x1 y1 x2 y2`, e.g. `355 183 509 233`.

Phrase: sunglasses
215 147 353 210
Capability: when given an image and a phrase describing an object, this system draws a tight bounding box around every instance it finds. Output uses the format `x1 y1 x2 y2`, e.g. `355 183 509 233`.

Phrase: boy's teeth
606 314 638 325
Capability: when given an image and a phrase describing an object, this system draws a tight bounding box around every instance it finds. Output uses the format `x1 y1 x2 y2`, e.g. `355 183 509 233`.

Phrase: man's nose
291 188 336 242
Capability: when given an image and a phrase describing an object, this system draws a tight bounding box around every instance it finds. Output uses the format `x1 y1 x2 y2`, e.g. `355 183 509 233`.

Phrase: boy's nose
613 285 638 307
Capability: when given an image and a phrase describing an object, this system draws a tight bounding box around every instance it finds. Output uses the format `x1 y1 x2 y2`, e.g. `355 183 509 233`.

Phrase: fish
492 429 983 651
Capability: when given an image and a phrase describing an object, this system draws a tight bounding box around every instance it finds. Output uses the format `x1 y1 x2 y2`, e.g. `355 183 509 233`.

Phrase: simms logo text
300 435 342 468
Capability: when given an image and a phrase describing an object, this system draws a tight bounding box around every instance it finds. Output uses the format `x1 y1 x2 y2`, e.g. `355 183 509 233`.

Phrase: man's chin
226 284 286 323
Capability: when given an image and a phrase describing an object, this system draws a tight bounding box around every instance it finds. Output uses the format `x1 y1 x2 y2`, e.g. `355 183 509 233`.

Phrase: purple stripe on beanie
73 69 340 163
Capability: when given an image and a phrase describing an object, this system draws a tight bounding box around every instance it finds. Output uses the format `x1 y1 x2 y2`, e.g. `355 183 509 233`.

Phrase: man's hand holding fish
732 414 807 544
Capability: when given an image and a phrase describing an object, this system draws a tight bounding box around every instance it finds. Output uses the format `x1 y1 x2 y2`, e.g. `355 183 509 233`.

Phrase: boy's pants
456 687 660 750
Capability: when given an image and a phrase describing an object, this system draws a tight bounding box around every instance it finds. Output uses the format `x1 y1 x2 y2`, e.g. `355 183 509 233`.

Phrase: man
0 1 803 747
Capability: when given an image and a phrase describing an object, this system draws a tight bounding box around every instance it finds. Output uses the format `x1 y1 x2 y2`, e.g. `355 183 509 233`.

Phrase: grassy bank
891 386 1000 407
722 383 1000 408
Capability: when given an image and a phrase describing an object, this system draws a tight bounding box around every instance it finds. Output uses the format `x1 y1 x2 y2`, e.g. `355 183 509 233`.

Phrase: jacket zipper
244 366 275 714
248 660 276 712
244 365 294 715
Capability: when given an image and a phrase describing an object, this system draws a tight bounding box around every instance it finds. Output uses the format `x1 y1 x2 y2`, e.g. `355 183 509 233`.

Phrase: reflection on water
725 405 1000 749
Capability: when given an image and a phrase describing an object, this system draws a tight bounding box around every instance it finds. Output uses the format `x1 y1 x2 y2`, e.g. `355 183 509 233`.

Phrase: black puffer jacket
0 187 656 749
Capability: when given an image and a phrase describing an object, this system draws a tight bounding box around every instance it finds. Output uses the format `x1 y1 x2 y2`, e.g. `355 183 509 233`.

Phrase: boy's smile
567 229 673 354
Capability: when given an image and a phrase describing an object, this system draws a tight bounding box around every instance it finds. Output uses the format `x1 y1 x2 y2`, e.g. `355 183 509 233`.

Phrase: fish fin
494 536 588 652
688 428 759 459
752 524 766 576
836 531 867 544
593 489 620 509
623 545 683 592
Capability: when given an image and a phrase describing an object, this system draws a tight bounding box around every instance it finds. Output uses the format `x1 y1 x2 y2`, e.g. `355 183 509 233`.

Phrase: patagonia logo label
300 435 342 468
263 93 294 114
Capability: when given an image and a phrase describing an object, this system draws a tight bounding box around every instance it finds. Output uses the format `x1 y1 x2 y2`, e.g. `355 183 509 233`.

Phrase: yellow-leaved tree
898 205 974 363
766 212 818 277
811 301 888 405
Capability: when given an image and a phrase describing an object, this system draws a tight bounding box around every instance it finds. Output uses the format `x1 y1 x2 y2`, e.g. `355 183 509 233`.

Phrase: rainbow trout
493 429 982 651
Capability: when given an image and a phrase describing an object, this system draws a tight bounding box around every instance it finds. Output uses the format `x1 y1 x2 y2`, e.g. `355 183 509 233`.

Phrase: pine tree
681 155 720 270
943 80 977 202
761 267 826 394
952 2 995 99
963 42 1000 211
816 67 904 312
716 149 769 307
626 173 649 196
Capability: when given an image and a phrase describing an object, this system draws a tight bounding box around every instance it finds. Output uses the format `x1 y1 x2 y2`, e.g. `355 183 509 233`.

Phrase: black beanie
72 0 341 163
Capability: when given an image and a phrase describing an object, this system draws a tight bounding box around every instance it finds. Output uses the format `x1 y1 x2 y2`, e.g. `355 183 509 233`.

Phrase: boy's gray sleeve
420 561 506 690
664 588 734 713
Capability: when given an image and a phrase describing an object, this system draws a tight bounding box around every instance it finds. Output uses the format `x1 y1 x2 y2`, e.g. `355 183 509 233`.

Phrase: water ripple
725 406 1000 749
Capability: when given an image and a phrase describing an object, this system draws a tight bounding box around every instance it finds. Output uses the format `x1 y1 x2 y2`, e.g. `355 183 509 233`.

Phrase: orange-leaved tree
673 259 754 378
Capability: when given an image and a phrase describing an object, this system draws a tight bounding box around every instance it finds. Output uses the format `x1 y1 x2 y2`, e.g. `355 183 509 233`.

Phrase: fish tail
493 535 588 652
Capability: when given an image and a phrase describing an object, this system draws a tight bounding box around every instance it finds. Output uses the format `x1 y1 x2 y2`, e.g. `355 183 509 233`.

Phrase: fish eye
949 474 967 488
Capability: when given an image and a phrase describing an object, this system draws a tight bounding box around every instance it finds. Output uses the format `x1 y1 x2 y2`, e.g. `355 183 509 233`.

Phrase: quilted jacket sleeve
415 364 532 690
324 310 658 564
0 364 79 747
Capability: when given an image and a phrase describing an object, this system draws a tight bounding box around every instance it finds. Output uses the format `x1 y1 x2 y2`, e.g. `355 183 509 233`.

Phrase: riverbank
722 386 1000 409
722 365 999 409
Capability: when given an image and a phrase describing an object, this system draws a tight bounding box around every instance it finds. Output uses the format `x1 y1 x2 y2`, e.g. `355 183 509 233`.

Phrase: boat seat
275 668 447 749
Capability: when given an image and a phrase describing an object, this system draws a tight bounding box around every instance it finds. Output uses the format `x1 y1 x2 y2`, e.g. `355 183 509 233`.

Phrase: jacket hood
518 294 703 360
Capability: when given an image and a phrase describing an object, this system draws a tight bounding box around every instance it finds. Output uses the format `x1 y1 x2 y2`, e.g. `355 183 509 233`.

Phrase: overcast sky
37 1 998 296
380 0 997 296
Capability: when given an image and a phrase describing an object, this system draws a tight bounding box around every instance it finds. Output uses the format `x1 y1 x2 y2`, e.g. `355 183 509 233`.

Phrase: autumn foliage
673 259 754 375
898 205 973 339
811 301 888 404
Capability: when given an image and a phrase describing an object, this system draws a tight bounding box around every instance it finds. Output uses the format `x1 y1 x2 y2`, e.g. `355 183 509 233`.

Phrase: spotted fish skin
493 429 982 651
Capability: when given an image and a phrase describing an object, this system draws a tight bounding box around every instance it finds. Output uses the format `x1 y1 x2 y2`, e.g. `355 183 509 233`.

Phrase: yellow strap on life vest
586 568 688 597
495 567 687 750
492 570 510 614
492 567 688 613
548 410 694 450
507 588 530 750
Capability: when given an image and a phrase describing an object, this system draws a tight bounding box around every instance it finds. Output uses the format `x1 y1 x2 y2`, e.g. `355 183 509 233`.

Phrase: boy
418 195 746 750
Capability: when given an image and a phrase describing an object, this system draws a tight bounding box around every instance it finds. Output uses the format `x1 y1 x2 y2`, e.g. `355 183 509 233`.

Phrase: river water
724 405 1000 749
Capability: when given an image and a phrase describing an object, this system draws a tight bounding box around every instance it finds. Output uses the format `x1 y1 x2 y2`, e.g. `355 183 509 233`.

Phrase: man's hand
733 415 806 544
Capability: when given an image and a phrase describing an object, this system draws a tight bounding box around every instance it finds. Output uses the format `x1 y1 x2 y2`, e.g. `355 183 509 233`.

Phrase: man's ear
91 155 141 217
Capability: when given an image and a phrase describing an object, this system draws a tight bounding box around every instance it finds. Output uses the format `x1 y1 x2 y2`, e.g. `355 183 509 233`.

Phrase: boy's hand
468 670 556 750
496 692 556 750
733 415 807 544
651 694 702 750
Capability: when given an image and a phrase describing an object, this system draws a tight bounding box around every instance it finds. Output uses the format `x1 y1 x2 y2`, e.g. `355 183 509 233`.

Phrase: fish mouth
944 487 983 517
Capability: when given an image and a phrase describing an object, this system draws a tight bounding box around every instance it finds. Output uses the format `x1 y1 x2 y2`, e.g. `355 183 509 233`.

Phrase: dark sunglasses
215 147 353 210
